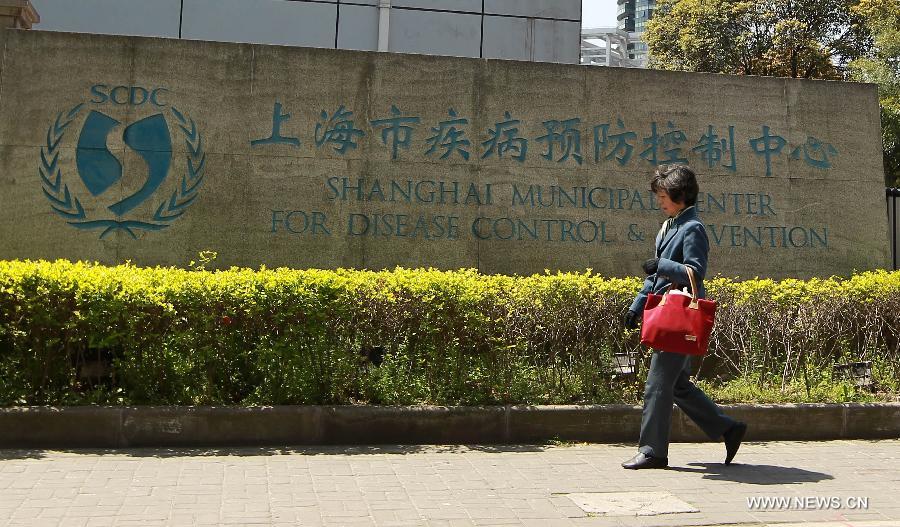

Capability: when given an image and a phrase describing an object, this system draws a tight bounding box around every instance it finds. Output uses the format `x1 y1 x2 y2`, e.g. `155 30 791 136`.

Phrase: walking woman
621 164 747 469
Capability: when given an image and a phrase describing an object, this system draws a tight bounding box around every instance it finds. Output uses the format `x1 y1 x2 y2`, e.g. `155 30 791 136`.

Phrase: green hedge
1 260 898 406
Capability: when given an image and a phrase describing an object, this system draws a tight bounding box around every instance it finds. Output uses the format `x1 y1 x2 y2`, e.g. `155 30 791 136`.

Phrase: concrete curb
1 403 899 448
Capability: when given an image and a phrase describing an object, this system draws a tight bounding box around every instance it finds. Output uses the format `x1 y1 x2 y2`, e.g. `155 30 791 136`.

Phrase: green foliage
0 260 898 406
847 0 900 185
645 0 750 74
645 0 900 186
646 0 870 79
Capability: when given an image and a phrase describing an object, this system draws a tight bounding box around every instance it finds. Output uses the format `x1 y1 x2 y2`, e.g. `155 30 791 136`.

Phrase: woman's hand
641 258 659 275
624 309 640 330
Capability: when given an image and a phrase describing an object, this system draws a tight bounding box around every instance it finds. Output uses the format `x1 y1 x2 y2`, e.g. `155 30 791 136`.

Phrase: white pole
605 35 611 66
377 0 390 52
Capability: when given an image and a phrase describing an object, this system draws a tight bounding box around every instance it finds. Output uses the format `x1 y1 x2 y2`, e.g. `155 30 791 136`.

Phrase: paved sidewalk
1 440 898 527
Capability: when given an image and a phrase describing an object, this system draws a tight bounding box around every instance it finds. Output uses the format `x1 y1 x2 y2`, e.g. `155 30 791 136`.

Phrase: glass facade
29 0 582 63
616 0 635 32
634 0 655 33
617 0 655 63
627 41 649 63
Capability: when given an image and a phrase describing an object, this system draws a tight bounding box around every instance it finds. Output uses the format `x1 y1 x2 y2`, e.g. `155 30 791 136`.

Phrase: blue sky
582 0 618 29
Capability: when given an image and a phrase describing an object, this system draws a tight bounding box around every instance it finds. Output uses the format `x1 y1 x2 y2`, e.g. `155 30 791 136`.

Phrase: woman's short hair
650 164 699 206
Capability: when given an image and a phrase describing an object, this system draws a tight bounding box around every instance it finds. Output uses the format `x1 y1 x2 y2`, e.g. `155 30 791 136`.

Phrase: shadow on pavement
0 443 555 460
666 462 834 484
0 450 48 461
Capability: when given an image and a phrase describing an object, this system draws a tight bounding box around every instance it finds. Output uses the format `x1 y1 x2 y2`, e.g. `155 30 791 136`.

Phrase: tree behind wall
847 0 900 186
646 0 871 78
645 0 900 185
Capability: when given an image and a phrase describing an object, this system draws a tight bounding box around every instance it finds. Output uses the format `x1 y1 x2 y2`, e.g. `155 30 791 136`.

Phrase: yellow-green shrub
0 260 897 405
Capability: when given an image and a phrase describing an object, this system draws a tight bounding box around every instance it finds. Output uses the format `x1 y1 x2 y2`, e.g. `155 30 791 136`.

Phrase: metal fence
887 188 900 270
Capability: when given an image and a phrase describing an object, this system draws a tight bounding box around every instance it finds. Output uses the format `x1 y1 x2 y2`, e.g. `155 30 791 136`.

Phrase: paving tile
0 440 898 526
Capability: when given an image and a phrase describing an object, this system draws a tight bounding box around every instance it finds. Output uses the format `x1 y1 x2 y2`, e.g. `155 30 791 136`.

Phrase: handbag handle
685 265 699 310
659 264 700 310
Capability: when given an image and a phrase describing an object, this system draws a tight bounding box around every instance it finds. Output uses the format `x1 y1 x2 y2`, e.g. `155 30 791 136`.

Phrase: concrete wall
29 0 582 63
0 29 888 278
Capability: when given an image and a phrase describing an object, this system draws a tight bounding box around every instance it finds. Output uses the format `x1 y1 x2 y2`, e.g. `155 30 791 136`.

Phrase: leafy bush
0 260 897 406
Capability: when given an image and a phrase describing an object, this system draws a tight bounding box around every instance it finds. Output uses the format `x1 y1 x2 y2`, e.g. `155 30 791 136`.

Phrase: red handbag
640 265 716 355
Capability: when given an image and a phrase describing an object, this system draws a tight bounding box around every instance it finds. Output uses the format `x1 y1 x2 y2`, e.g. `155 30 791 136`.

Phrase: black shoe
621 452 668 469
724 421 747 465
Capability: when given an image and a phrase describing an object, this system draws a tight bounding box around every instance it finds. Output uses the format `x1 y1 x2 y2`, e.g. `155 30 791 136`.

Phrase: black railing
887 188 900 270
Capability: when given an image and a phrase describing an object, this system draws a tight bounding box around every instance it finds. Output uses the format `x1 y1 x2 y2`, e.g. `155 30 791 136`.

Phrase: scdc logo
39 85 206 238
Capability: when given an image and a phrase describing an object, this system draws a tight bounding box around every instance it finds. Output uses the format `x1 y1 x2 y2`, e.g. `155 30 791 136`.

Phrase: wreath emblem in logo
39 96 205 238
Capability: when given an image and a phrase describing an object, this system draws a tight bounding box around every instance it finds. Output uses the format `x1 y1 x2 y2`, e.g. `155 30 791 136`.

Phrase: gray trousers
638 351 736 459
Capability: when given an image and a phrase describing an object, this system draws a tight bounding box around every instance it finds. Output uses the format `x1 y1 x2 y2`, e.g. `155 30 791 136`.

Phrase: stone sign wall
0 29 889 278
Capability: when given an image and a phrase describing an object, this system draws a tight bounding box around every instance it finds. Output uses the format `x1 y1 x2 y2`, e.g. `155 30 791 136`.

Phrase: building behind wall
616 0 655 66
29 0 581 64
580 28 640 68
